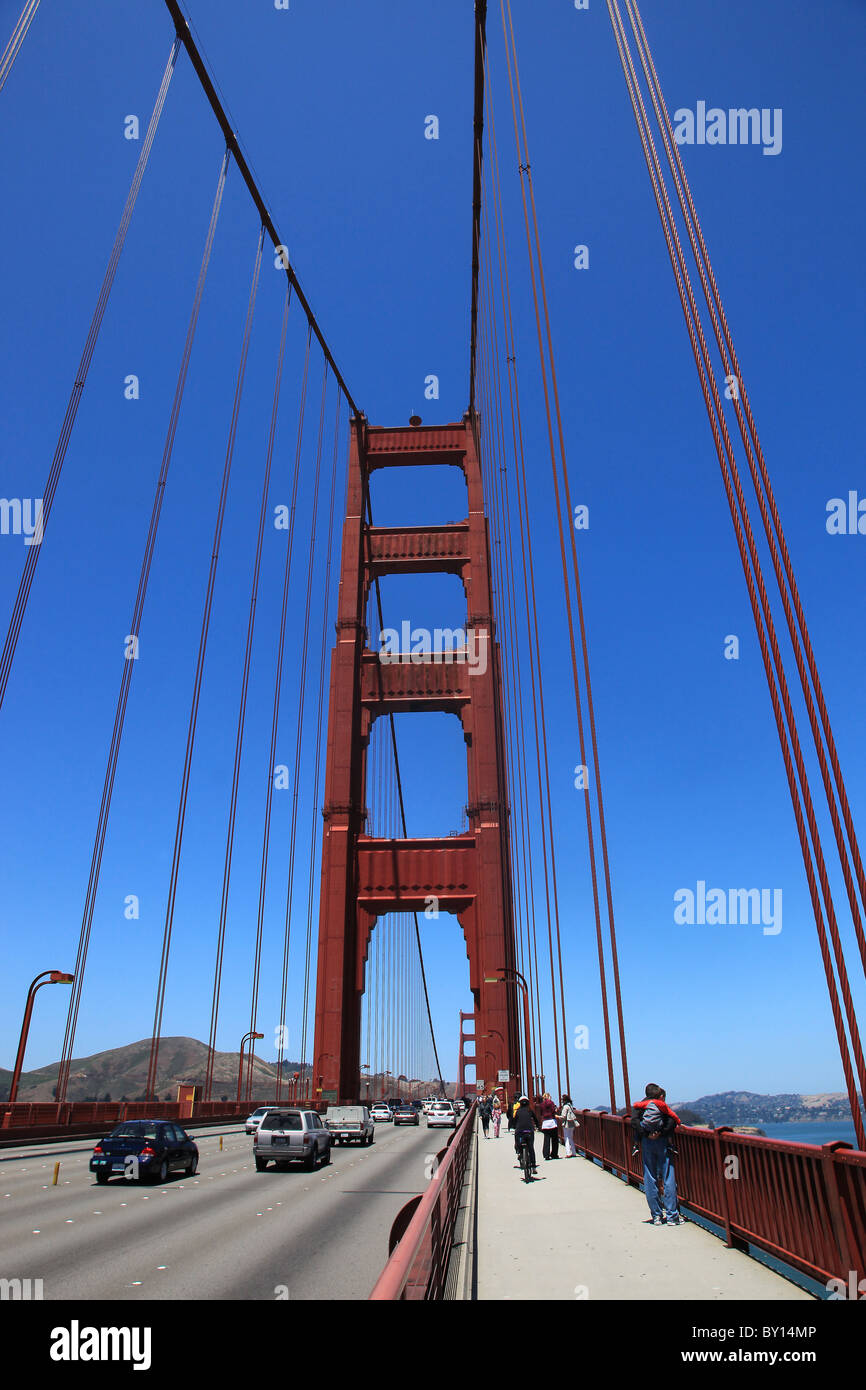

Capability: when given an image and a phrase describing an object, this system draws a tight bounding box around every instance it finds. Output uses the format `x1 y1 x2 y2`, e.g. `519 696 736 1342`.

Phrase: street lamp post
9 971 74 1104
484 968 533 1102
237 1031 264 1105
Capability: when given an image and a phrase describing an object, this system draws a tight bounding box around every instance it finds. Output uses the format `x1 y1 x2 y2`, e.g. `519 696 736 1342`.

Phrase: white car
371 1104 393 1123
245 1106 274 1136
427 1102 457 1129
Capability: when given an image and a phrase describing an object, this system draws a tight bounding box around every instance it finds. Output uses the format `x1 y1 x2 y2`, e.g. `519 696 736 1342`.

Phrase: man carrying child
631 1082 687 1227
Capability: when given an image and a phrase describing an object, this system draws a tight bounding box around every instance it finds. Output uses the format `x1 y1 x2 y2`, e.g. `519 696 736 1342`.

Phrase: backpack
638 1100 665 1137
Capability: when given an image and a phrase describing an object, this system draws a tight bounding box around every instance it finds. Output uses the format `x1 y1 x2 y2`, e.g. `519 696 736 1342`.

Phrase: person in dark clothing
659 1088 678 1158
540 1092 560 1159
479 1095 493 1138
512 1095 541 1173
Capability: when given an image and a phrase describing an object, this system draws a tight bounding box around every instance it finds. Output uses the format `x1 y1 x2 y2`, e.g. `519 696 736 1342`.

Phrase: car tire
95 1171 110 1185
186 1154 198 1176
255 1156 268 1172
321 1145 331 1166
303 1151 316 1171
153 1160 168 1184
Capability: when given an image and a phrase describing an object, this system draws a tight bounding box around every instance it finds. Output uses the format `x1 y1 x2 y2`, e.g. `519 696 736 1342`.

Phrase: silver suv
254 1109 331 1172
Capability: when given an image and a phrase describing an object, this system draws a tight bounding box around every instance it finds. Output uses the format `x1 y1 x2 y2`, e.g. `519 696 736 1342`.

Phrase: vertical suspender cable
146 223 265 1101
0 0 41 95
298 391 343 1077
273 360 328 1100
55 146 230 1103
0 39 181 714
256 325 312 1101
500 0 629 1109
481 206 566 1098
606 0 866 1147
204 285 292 1100
478 244 545 1091
626 0 866 976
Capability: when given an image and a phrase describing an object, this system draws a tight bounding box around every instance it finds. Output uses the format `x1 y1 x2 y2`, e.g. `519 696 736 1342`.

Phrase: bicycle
515 1131 535 1183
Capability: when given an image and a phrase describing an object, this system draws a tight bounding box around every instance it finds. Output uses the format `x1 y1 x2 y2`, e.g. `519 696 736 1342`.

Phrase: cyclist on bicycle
513 1095 541 1173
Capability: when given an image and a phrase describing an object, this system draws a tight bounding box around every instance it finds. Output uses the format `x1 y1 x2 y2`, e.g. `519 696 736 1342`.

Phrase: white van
323 1105 374 1146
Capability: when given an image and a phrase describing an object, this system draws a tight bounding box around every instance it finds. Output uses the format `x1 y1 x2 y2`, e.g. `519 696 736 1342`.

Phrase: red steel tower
312 415 521 1101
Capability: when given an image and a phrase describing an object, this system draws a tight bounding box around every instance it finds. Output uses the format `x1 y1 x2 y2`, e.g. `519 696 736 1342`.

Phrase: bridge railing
0 1098 268 1140
575 1109 865 1287
369 1102 476 1300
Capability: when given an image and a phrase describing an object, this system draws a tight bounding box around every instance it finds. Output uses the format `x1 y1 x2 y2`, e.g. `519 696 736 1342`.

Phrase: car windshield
110 1123 160 1140
260 1113 302 1131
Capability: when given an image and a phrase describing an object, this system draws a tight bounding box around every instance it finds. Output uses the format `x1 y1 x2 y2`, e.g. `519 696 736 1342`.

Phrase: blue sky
1 1 865 1106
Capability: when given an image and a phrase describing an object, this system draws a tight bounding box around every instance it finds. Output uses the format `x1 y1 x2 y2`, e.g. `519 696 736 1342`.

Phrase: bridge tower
312 415 522 1102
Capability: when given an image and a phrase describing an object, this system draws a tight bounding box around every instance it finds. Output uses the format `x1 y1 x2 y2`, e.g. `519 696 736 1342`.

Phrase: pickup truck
323 1104 374 1146
254 1109 331 1171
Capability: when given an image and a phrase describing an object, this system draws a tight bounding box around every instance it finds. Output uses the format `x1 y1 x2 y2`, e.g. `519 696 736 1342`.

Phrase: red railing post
820 1142 855 1280
712 1126 736 1248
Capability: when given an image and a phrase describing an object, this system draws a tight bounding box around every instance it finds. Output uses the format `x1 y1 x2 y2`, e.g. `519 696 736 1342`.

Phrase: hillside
0 1037 304 1103
670 1090 863 1127
1 1037 443 1103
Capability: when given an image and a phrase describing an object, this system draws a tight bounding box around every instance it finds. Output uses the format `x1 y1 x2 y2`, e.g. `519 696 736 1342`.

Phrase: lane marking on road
66 1219 74 1223
32 1229 40 1234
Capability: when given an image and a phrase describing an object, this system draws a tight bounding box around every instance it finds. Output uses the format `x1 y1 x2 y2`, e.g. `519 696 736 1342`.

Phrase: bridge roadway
0 1120 438 1301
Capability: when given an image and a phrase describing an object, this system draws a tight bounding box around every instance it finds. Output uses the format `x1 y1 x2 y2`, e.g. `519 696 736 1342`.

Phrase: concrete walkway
475 1126 815 1301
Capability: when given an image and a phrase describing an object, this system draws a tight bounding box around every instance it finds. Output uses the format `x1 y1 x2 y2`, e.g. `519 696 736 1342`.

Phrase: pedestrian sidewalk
475 1127 814 1301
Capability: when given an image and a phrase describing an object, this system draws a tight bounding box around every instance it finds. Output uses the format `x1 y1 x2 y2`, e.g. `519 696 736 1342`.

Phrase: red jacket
632 1097 679 1140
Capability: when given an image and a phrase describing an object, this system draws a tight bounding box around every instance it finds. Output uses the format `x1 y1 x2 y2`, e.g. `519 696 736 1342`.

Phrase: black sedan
393 1104 420 1126
90 1120 199 1184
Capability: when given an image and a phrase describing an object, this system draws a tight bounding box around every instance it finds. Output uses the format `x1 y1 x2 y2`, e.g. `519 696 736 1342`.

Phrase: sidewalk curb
449 1117 479 1300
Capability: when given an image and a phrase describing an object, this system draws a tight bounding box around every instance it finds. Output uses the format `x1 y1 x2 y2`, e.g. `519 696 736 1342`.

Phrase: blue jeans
642 1138 678 1220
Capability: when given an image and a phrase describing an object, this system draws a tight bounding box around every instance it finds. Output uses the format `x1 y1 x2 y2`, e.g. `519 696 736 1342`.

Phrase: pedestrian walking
631 1082 686 1226
558 1094 579 1157
492 1094 502 1138
479 1094 493 1138
540 1091 559 1160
